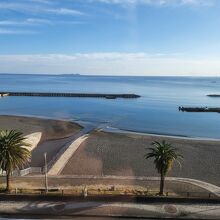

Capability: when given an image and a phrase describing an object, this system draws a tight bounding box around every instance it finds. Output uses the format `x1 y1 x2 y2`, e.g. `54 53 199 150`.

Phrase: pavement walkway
47 125 94 175
0 200 219 219
48 135 89 175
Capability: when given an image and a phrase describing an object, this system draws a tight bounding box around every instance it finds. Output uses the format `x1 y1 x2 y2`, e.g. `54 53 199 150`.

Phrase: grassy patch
0 184 178 197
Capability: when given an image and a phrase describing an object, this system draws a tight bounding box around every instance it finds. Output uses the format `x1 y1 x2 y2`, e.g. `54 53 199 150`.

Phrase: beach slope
61 130 220 186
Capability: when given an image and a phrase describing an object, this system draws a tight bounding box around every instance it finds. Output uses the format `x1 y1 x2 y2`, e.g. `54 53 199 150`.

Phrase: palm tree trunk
159 173 165 196
6 172 11 193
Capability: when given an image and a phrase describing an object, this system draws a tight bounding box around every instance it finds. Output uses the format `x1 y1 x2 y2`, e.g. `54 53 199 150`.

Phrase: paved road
0 200 219 219
0 217 161 220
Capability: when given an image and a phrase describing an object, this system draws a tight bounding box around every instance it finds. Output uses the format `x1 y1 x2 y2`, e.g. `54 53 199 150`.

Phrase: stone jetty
207 94 220 97
179 106 220 113
0 92 140 99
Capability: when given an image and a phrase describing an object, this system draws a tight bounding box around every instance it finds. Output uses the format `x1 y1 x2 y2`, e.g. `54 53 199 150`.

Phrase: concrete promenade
0 198 219 219
48 135 89 175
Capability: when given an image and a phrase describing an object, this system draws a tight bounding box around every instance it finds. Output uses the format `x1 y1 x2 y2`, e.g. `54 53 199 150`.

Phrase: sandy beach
61 130 220 186
0 115 82 142
0 115 82 167
0 115 219 187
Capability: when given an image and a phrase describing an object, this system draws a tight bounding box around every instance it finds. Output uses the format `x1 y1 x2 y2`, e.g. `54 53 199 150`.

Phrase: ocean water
0 74 220 138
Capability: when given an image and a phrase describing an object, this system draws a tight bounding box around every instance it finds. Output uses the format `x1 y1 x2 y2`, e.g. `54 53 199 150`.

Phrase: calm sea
0 74 220 139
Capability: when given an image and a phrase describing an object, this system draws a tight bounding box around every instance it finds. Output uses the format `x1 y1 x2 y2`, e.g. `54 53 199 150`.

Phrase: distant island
60 73 81 76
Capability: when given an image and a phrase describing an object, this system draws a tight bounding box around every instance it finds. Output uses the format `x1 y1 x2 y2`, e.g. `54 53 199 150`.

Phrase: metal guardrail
19 167 42 176
1 167 43 177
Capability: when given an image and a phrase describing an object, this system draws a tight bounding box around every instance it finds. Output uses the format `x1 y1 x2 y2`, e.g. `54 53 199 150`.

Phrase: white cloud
0 1 85 34
0 53 219 76
0 2 84 16
0 17 84 34
26 18 52 24
0 18 51 34
28 0 52 3
91 0 215 6
0 18 52 26
0 28 37 35
75 52 148 59
46 8 85 16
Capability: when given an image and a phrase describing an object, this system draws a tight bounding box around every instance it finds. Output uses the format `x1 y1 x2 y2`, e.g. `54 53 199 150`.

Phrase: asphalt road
0 199 220 219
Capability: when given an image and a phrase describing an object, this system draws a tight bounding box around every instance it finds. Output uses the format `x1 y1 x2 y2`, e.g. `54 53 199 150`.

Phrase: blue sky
0 0 220 76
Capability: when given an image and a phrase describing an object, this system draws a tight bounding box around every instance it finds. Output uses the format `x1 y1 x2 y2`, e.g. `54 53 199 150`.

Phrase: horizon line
0 73 220 77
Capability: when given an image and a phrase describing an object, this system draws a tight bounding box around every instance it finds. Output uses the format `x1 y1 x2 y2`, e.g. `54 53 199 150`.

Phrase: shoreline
0 113 82 126
102 126 220 142
1 113 220 141
62 125 220 186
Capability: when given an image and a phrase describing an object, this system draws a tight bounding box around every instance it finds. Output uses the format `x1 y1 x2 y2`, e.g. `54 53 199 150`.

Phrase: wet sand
61 131 220 186
0 115 82 167
0 115 82 142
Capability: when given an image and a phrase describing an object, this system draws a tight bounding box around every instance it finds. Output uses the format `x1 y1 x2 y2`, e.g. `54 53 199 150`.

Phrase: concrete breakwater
207 94 220 97
0 92 140 99
179 106 220 113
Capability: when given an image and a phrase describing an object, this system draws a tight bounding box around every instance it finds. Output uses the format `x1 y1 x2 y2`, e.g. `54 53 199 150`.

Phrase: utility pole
44 152 48 193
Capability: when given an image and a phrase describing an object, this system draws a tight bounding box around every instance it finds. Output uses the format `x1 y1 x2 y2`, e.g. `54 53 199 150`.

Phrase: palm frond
0 130 31 173
145 140 183 175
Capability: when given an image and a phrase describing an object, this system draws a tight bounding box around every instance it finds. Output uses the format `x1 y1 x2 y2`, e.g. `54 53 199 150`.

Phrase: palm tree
145 140 183 196
0 130 31 192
